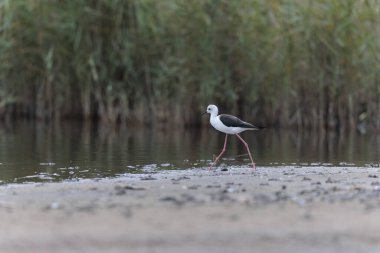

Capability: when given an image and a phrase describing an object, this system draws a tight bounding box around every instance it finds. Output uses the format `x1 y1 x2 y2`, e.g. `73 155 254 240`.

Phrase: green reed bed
0 0 379 131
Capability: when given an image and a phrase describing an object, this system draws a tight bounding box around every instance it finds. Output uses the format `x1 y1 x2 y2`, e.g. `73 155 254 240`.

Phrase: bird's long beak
201 111 207 116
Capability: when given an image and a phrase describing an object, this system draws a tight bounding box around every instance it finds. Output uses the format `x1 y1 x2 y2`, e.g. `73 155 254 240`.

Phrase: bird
202 104 263 170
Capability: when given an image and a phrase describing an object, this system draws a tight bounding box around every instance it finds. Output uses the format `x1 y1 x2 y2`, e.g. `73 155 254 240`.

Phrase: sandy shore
2 166 380 253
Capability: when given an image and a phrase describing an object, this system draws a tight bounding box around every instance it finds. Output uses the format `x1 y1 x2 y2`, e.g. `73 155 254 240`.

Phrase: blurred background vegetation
0 0 379 131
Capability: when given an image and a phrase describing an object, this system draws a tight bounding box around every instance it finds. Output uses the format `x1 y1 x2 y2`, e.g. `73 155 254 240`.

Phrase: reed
0 0 379 131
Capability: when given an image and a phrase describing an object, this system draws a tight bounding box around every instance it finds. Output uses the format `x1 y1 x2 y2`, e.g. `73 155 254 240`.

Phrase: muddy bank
1 166 380 253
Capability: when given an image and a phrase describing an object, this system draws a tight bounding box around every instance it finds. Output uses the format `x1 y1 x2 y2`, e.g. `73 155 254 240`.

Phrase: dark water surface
0 121 380 184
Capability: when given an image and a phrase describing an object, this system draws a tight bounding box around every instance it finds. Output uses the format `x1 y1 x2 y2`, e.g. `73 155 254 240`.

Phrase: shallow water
0 121 379 184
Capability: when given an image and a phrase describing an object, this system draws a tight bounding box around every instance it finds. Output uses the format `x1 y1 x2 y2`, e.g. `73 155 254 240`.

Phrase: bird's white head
206 104 218 116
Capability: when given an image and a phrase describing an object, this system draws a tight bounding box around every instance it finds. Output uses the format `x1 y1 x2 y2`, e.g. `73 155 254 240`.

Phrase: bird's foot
252 163 256 171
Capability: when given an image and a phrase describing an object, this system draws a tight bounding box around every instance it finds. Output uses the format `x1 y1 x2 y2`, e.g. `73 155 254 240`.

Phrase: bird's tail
249 125 265 130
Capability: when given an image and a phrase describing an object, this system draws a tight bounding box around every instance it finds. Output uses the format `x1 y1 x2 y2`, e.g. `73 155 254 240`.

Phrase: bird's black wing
219 114 261 129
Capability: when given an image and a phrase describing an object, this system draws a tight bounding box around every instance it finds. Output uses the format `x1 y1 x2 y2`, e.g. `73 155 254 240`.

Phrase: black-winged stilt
203 104 263 170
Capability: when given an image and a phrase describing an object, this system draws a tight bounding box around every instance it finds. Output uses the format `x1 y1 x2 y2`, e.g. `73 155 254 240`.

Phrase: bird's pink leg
236 134 256 171
209 134 228 170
